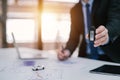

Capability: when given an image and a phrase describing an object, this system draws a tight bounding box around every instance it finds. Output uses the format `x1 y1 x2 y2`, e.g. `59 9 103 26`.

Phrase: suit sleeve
65 8 81 55
102 0 120 63
106 0 120 42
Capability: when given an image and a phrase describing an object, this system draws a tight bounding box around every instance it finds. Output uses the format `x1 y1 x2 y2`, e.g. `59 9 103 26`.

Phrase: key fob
89 26 95 41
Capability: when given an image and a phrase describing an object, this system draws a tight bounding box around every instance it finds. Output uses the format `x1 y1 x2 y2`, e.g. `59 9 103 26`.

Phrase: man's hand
94 25 109 47
57 47 70 61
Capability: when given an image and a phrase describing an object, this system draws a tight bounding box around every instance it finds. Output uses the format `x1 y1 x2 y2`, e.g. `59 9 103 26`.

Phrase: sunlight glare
42 13 58 42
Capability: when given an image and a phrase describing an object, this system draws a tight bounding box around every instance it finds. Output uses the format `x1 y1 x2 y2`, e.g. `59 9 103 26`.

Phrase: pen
61 45 65 53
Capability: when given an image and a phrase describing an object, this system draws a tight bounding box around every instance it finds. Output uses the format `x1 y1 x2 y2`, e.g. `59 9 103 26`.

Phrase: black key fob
89 26 95 41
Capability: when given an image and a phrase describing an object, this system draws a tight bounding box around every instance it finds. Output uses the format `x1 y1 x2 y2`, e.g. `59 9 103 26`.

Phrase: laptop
11 32 47 59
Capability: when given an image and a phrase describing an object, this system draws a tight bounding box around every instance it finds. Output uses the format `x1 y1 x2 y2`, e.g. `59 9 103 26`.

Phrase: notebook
11 32 47 59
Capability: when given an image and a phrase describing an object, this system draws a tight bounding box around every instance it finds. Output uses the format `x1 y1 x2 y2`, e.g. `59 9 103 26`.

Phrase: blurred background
0 0 79 50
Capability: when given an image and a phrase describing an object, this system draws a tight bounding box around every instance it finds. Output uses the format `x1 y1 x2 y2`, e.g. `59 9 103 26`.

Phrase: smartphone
90 64 120 76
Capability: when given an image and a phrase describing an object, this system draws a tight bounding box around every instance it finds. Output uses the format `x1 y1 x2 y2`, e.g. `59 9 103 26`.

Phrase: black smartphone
90 64 120 76
89 26 96 41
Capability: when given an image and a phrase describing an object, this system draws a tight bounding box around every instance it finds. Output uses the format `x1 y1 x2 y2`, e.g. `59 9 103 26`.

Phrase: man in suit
57 0 120 63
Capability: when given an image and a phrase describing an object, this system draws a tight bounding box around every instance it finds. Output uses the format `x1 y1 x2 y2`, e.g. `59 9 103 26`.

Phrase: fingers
96 25 106 34
86 34 89 39
95 26 108 39
57 51 65 61
57 48 70 61
94 25 109 47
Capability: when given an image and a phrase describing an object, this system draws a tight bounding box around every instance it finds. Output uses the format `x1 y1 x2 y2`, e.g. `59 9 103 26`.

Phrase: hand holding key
87 25 109 47
94 25 109 47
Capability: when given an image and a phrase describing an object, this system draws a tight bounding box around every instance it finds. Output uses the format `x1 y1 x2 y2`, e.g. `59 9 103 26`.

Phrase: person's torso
71 0 110 56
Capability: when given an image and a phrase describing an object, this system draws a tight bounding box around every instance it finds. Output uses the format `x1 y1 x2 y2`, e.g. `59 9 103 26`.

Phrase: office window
6 0 77 49
8 0 38 5
6 19 36 43
45 0 79 3
7 0 38 48
41 12 70 43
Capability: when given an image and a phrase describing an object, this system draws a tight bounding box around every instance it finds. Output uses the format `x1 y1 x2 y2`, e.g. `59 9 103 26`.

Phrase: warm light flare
41 12 70 42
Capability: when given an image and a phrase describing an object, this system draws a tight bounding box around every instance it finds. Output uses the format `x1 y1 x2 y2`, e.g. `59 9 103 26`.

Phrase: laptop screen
11 32 47 59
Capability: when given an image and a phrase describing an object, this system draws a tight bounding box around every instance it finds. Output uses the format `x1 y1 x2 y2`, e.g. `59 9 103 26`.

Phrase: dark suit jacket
65 0 120 63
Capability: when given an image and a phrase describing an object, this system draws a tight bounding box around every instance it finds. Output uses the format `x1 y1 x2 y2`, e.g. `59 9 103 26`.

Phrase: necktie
86 3 98 59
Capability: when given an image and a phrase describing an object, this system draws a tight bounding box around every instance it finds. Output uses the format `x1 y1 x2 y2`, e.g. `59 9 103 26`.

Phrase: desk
0 48 120 80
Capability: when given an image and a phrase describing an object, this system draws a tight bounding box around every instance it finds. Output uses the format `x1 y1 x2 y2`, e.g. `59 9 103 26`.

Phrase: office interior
0 0 79 51
0 1 120 80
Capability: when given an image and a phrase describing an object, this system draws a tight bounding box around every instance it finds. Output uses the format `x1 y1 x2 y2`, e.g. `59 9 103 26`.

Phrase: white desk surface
0 47 120 80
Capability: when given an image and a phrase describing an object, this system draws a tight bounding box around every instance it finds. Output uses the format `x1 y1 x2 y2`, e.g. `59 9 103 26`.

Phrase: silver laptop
11 32 47 59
